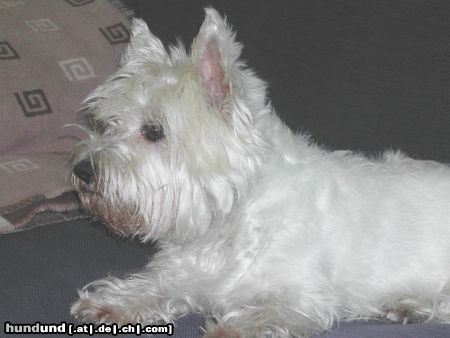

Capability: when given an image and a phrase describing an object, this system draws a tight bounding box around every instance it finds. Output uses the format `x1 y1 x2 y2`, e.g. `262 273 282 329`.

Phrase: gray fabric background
1 1 449 337
126 0 450 163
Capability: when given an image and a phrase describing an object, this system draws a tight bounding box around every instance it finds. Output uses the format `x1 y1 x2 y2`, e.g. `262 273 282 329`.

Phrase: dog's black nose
73 160 95 185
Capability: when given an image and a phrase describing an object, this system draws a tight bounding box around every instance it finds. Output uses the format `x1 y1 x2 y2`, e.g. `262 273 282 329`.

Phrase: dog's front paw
71 279 135 324
71 291 123 324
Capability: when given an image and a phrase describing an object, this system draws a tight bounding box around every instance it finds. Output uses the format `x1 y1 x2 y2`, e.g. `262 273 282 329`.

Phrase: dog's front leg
71 255 195 325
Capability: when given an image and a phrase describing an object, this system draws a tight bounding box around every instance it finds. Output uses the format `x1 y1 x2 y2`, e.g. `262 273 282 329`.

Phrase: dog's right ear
122 18 166 64
191 8 242 109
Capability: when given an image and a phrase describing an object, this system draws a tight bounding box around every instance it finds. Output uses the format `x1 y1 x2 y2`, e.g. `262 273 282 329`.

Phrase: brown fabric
0 0 130 233
0 191 86 234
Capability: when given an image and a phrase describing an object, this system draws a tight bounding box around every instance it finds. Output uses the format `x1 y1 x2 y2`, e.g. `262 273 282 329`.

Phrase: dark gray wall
123 0 450 162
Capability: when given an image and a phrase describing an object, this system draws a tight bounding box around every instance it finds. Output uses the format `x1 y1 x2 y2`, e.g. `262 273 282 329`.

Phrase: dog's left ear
191 8 242 108
122 18 166 65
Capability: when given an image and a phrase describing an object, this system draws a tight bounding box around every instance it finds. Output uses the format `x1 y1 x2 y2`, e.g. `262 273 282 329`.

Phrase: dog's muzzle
73 159 96 185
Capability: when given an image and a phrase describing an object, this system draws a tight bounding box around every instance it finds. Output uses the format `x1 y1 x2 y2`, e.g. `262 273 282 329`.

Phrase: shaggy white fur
70 8 450 338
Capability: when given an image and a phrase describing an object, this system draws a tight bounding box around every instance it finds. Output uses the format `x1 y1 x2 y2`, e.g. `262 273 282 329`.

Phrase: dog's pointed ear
191 8 242 108
122 18 166 64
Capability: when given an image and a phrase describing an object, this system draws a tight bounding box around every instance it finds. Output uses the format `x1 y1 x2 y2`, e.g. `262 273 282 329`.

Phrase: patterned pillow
0 0 130 233
0 0 130 153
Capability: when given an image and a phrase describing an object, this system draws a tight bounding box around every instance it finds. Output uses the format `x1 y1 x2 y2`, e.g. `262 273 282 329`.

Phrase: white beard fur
70 8 450 338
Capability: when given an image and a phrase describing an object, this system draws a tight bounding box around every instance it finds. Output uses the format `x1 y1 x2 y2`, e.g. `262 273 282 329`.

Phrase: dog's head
71 8 269 243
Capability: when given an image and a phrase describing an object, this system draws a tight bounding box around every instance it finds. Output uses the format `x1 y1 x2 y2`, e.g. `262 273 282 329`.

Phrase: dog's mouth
72 172 145 238
73 178 96 195
78 189 145 237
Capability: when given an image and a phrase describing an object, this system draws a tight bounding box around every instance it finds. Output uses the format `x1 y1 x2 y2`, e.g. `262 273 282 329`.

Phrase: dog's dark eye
142 123 164 141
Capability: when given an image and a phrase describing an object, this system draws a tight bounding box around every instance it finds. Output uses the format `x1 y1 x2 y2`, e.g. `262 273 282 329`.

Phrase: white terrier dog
70 8 450 337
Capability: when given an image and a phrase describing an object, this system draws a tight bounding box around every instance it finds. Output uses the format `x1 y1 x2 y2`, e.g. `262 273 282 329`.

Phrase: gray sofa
1 1 449 337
